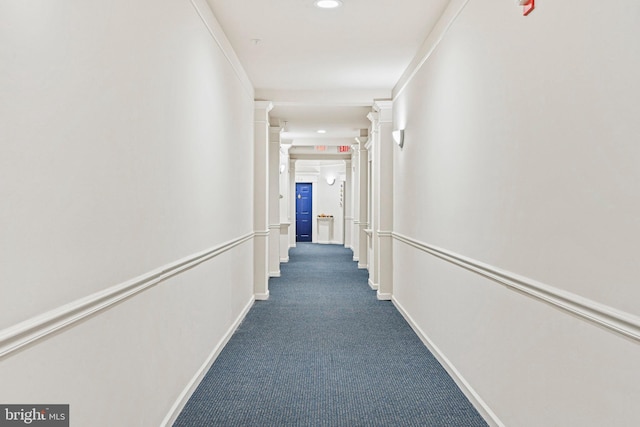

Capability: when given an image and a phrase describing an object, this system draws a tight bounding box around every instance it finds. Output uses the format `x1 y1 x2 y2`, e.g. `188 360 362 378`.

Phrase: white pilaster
254 101 273 300
268 126 281 277
373 100 394 301
366 113 378 289
351 145 360 262
289 159 297 248
279 145 291 262
357 134 369 271
344 159 353 250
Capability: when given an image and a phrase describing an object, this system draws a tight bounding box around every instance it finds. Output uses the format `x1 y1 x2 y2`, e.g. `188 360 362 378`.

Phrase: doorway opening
295 182 313 242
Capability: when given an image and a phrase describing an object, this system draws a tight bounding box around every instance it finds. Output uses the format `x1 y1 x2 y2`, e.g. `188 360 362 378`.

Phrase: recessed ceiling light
314 0 343 9
317 129 327 134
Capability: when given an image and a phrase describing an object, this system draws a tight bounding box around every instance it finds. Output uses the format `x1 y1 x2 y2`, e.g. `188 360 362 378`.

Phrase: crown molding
393 0 471 99
190 0 254 100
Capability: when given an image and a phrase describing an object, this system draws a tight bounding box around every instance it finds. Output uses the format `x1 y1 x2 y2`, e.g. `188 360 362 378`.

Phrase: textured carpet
174 243 488 426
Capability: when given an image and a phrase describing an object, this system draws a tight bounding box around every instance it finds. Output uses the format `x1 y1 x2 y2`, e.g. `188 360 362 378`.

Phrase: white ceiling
206 0 449 147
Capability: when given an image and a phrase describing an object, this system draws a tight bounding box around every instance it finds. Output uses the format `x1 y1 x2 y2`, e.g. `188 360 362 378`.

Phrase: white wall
0 0 255 425
392 0 640 426
317 164 345 244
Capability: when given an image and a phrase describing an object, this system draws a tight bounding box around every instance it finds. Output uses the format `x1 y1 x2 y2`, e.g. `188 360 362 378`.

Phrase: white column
279 145 291 263
343 159 353 249
373 100 394 301
289 159 297 248
366 113 378 290
351 145 360 262
357 135 369 271
253 101 273 300
268 126 281 277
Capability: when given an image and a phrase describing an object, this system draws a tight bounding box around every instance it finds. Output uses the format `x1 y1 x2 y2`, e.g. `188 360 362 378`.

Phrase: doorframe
295 182 313 242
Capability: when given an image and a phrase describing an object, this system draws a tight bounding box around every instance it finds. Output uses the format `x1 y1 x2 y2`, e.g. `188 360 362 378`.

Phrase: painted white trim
353 256 359 262
368 278 378 290
268 224 281 230
254 89 390 105
0 233 254 360
254 292 270 301
377 230 393 238
393 0 471 100
358 263 367 270
269 271 281 278
372 100 393 123
392 232 640 343
189 0 254 100
160 296 254 427
254 230 270 237
280 257 290 263
376 291 392 301
254 101 274 122
392 297 504 427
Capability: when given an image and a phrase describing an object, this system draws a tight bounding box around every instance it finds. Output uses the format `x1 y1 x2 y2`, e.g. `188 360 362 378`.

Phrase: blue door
296 183 312 242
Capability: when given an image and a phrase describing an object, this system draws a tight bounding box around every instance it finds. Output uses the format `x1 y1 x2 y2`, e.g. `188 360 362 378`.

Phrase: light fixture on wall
314 0 343 9
392 129 404 148
326 176 336 185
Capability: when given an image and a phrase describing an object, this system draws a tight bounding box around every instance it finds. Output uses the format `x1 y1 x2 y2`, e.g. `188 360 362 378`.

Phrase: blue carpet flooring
174 243 488 426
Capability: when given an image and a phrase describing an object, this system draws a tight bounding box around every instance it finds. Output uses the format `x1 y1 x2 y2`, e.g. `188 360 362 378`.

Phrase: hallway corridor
174 244 487 426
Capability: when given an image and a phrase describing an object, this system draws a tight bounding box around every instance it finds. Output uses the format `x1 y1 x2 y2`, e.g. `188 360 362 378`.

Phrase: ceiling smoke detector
314 0 343 9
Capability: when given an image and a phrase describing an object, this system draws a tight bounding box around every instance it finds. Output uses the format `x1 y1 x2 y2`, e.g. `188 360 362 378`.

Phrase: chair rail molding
392 232 640 343
0 233 255 360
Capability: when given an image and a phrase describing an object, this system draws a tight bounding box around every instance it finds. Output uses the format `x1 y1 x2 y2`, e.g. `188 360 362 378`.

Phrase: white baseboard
376 291 392 301
280 257 289 263
254 292 269 301
392 297 504 427
368 279 378 290
353 256 359 262
269 271 281 278
358 263 367 270
160 296 254 427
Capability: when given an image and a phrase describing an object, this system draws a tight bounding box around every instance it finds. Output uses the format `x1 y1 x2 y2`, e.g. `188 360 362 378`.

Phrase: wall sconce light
392 129 404 148
315 0 343 9
326 176 336 186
